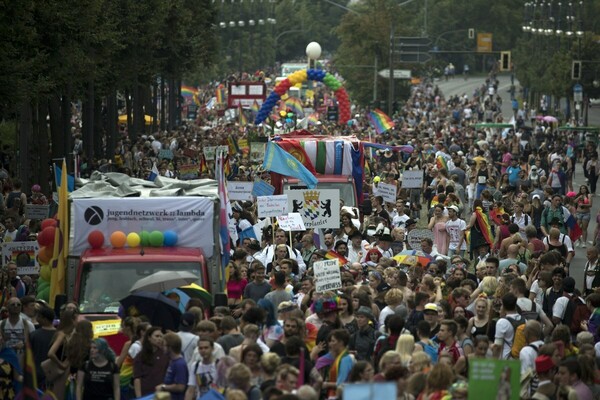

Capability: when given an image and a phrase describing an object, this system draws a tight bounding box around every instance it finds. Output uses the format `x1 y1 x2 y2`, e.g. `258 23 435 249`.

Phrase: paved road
435 74 600 291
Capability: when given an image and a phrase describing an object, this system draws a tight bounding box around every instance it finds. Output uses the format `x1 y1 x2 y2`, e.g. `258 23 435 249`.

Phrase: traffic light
572 61 582 80
468 28 475 39
500 51 511 71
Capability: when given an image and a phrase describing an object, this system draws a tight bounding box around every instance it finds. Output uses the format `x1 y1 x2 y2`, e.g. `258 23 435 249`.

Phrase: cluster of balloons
254 68 351 126
87 229 179 249
36 218 60 302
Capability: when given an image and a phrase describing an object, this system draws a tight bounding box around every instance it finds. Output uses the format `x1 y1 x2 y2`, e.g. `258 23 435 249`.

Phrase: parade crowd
0 70 599 400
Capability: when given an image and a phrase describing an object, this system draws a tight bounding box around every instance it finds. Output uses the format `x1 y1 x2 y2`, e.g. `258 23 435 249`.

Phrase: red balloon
41 218 57 230
37 226 56 247
88 231 105 249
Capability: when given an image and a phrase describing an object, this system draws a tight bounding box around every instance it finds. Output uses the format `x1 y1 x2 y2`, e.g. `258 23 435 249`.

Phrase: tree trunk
132 81 140 142
106 89 117 164
152 80 158 133
61 91 72 164
18 100 32 187
48 95 64 162
37 101 50 194
160 77 166 131
82 79 95 172
168 77 176 131
93 96 103 161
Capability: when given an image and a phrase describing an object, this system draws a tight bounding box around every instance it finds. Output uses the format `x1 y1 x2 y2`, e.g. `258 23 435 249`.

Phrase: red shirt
438 340 461 364
226 278 247 299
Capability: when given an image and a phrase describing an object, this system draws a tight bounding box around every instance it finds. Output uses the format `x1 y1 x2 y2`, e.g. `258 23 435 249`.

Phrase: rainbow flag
238 139 250 155
224 156 232 178
285 97 304 117
436 155 448 171
216 87 226 104
251 100 260 115
368 108 394 134
216 151 232 285
474 207 494 247
199 155 208 174
325 250 349 266
238 105 248 126
181 85 198 98
227 136 240 155
307 113 319 126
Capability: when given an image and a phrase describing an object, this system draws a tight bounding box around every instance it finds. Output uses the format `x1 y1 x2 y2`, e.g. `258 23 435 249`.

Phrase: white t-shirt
392 214 410 228
552 296 570 321
542 234 573 253
178 331 199 363
494 313 522 360
187 360 218 396
529 280 544 306
516 297 547 320
520 339 544 374
446 219 467 250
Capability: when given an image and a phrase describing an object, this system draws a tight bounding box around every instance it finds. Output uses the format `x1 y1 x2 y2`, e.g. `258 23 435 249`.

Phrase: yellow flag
50 159 69 307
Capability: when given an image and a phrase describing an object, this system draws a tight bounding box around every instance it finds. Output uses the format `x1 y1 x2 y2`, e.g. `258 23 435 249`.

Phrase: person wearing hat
531 354 557 399
347 230 369 264
348 306 378 362
372 228 394 260
445 205 467 257
423 303 441 337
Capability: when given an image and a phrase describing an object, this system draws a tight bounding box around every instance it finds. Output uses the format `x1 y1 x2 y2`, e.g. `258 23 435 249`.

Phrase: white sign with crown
286 189 340 229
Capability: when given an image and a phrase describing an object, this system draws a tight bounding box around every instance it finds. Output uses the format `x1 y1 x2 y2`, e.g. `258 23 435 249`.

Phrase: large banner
71 198 215 257
286 189 340 229
2 242 40 275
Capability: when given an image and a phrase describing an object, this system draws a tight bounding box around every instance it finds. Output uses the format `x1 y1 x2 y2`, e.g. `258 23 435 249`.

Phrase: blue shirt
506 165 521 185
164 356 188 400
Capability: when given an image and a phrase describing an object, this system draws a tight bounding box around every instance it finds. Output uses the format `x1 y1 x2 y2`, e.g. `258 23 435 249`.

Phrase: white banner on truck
286 189 340 229
71 198 215 257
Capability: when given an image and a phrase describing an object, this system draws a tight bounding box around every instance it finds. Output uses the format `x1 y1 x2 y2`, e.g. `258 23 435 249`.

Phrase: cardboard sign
158 149 174 160
375 182 397 203
468 359 520 400
277 213 306 231
250 142 266 161
227 182 254 201
313 259 342 292
342 383 397 400
252 180 275 197
286 189 340 229
257 195 288 218
402 170 424 189
203 146 229 160
2 242 40 275
25 204 49 220
406 229 435 251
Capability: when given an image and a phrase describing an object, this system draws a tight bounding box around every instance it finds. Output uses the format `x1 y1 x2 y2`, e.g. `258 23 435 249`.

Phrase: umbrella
177 283 213 307
130 270 199 293
393 250 433 267
119 291 181 331
542 116 558 123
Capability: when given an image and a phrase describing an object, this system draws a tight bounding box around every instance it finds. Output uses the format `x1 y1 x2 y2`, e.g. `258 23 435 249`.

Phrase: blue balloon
164 230 178 247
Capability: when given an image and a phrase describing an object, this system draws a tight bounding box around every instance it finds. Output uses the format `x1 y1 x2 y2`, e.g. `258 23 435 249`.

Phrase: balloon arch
254 68 351 126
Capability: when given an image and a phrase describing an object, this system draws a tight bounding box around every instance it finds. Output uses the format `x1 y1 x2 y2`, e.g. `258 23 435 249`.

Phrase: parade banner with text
257 195 288 218
71 197 215 257
2 242 40 275
286 189 340 229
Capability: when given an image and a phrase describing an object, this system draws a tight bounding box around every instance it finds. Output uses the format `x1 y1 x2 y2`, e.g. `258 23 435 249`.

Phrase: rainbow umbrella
393 250 433 267
177 283 212 307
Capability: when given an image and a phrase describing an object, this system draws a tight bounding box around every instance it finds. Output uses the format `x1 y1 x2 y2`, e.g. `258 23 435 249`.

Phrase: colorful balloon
40 265 51 281
110 231 127 248
140 231 150 246
163 230 178 247
38 246 53 264
149 231 164 247
88 230 105 249
127 232 141 248
41 218 57 230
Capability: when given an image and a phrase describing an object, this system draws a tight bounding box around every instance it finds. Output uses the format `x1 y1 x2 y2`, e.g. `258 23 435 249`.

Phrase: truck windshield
78 262 202 313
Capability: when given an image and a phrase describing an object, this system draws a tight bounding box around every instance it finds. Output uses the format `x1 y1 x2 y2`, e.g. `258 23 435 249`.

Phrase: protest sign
468 359 520 400
203 146 229 160
257 195 288 218
158 149 174 160
179 164 199 180
252 180 275 197
286 189 340 229
25 204 49 220
2 242 40 275
250 142 266 161
342 383 397 400
406 229 435 251
227 182 254 201
401 170 424 189
375 182 397 203
277 213 306 231
313 259 342 292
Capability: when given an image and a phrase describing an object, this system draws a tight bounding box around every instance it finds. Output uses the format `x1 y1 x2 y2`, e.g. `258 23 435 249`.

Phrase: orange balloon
38 246 53 264
110 231 127 248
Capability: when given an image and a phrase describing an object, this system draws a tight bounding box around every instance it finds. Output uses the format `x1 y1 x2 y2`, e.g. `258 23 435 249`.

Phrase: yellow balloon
127 232 141 248
297 69 307 82
40 264 51 281
288 73 300 86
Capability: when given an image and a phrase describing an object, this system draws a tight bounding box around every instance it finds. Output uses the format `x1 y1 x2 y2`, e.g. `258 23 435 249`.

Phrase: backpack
374 335 396 372
517 300 540 321
563 294 591 334
416 340 439 364
505 316 526 359
511 214 529 226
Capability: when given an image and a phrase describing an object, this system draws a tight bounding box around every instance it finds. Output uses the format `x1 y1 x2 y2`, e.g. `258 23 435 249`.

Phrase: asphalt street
436 74 600 291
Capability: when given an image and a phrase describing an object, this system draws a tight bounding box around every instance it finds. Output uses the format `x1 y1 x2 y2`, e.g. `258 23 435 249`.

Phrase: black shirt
30 328 56 382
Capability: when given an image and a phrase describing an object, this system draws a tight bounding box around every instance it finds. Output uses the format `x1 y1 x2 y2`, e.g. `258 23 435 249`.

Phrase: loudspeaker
214 293 228 308
362 199 372 216
54 294 68 318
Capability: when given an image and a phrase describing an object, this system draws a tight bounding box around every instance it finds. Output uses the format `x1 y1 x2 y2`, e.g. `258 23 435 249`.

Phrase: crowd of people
0 68 598 400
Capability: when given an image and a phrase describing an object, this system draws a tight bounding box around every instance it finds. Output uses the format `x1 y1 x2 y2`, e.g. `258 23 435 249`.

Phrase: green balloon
37 287 49 302
140 231 150 246
149 231 164 247
37 279 50 290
